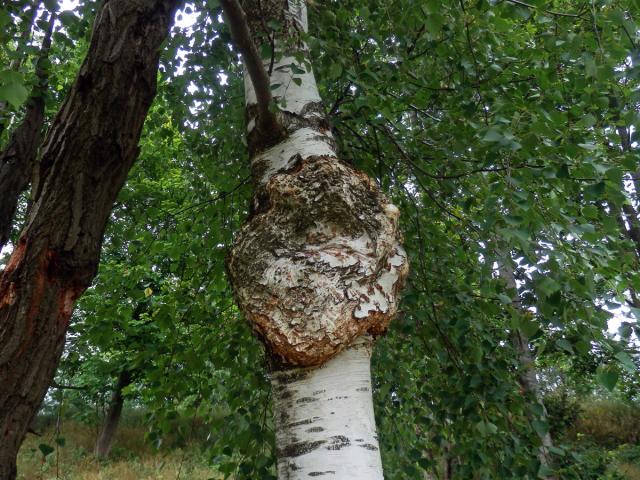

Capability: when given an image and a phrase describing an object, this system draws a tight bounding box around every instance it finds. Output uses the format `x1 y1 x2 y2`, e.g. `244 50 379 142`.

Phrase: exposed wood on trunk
0 12 54 251
226 0 408 368
94 370 133 459
0 1 178 477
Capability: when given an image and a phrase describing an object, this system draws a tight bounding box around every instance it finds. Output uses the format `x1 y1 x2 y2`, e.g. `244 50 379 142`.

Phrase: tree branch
219 0 283 138
504 0 584 18
51 381 86 391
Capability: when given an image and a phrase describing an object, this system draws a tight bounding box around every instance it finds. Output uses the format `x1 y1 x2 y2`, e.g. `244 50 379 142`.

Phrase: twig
51 380 86 390
504 0 583 18
219 0 283 139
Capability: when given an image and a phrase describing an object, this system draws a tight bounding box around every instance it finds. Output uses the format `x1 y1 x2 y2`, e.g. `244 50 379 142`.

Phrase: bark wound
228 157 408 366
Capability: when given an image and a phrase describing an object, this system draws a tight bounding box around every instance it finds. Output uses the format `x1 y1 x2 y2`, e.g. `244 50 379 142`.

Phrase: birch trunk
224 1 407 478
498 255 555 474
272 337 383 479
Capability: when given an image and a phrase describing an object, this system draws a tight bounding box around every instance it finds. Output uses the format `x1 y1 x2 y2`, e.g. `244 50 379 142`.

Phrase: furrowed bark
0 1 178 477
0 12 54 251
225 1 408 478
498 255 555 475
95 369 133 459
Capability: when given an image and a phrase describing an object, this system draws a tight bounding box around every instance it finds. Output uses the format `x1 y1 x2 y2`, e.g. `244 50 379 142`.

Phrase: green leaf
497 293 512 304
531 419 549 439
475 420 498 436
537 277 560 297
328 62 342 79
555 338 573 353
614 351 636 374
519 317 539 338
260 44 272 60
38 443 54 457
482 128 503 142
596 365 618 391
0 81 28 109
577 143 597 151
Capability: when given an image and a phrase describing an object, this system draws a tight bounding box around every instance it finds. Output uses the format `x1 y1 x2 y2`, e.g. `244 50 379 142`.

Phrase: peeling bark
226 0 408 368
0 1 178 477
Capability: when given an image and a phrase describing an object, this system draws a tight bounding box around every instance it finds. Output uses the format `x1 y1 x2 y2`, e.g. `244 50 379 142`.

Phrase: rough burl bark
0 1 178 477
226 0 408 367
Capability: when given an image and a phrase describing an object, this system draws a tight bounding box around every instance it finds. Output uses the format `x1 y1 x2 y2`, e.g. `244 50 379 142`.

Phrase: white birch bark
226 2 407 479
497 253 555 476
271 337 383 479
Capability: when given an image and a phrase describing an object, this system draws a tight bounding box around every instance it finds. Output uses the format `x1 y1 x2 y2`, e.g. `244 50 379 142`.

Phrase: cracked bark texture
0 1 178 477
225 1 407 478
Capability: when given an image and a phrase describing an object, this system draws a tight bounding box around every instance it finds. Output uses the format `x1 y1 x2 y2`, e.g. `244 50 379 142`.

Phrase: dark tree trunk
94 370 132 459
0 12 54 251
0 1 178 477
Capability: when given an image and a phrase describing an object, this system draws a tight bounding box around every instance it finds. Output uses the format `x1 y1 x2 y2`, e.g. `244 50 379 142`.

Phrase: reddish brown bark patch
1 237 28 275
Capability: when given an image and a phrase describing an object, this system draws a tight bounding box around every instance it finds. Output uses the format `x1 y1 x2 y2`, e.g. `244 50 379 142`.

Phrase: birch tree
221 0 408 477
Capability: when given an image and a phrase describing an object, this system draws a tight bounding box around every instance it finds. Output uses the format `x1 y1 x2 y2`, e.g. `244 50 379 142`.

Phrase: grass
17 421 217 480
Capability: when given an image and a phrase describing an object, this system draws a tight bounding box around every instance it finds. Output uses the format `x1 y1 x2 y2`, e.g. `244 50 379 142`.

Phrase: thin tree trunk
94 369 132 459
223 1 407 478
0 12 54 251
0 0 41 137
0 1 178 477
612 125 640 308
498 254 555 473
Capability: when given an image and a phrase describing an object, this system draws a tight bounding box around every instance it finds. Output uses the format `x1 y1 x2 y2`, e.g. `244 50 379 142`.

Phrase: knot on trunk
227 158 408 366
